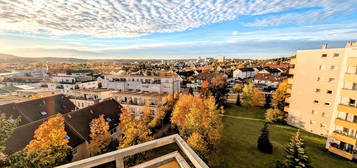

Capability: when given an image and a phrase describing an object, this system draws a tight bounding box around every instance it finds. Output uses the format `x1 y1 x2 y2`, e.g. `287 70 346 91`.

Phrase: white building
233 68 257 79
48 73 99 94
68 89 116 109
102 74 182 95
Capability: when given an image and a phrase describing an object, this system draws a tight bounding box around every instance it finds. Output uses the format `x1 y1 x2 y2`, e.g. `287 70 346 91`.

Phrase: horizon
0 0 357 59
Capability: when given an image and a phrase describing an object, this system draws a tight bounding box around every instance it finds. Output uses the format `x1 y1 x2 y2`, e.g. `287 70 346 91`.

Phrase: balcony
340 89 357 99
284 106 289 113
344 73 357 82
285 97 290 104
56 134 208 168
335 118 357 130
347 57 357 67
328 146 355 160
330 132 357 145
337 104 357 115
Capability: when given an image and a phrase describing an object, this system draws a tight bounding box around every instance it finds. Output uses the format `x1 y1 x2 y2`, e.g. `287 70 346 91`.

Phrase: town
0 42 356 168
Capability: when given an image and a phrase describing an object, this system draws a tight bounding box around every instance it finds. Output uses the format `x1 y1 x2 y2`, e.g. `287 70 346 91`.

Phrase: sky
0 0 357 59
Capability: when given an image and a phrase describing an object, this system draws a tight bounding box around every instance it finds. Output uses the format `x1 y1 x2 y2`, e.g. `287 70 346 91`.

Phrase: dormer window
40 111 48 116
105 116 112 122
65 135 71 140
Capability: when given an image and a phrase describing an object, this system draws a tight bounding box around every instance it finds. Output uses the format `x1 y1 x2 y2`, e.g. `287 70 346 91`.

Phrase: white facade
102 75 182 95
233 68 257 79
48 73 98 94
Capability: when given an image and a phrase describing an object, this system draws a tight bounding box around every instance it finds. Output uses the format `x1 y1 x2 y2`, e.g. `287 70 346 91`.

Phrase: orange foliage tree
88 115 111 155
26 114 72 166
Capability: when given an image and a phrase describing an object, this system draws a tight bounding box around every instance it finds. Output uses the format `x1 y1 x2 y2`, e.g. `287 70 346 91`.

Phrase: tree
277 130 312 168
210 74 229 107
233 84 243 106
25 114 72 167
187 132 208 157
0 114 19 153
88 115 111 155
272 80 289 111
200 80 210 98
257 123 273 154
241 83 265 107
265 108 286 123
119 108 153 149
171 94 223 164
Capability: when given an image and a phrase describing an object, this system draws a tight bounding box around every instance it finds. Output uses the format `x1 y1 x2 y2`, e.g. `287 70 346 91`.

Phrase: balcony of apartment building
56 134 208 168
334 116 357 131
330 129 357 146
337 101 357 116
340 83 357 100
328 142 357 160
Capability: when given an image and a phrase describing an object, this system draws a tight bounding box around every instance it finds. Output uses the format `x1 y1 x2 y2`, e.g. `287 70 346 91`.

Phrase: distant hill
0 53 89 64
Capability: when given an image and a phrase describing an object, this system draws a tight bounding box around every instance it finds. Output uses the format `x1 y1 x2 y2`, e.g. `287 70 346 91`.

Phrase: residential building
233 68 257 79
102 74 182 95
253 73 287 89
218 56 225 62
68 89 116 108
3 98 123 161
286 42 357 160
112 91 167 119
48 72 99 94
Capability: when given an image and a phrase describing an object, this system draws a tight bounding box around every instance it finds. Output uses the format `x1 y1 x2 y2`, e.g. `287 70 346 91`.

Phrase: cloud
245 0 357 26
0 0 351 38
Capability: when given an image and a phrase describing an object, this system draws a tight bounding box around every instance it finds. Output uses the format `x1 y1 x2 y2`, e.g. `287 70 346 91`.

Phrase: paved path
221 114 265 122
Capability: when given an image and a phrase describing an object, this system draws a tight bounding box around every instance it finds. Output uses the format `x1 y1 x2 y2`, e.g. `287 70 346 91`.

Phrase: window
311 110 315 115
333 53 339 57
40 111 47 116
353 83 357 90
322 112 326 117
110 128 117 135
313 100 319 104
310 120 315 124
328 78 335 82
327 90 332 94
317 77 320 81
105 116 112 122
321 54 327 57
330 65 337 70
65 135 71 140
315 88 320 92
324 102 330 106
320 123 326 128
319 65 326 70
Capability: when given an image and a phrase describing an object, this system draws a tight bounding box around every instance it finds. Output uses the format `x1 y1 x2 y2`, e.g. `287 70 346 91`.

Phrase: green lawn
218 104 357 168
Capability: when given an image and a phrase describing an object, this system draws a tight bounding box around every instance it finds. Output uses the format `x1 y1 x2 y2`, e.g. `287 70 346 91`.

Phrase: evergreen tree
233 84 243 106
257 122 273 154
0 113 19 152
277 130 312 168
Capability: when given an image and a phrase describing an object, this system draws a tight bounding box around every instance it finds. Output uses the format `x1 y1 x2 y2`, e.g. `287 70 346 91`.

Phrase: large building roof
3 99 122 155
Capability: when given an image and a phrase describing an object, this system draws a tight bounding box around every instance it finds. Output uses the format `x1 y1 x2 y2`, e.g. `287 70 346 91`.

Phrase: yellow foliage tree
272 80 289 111
119 108 153 149
26 114 72 166
242 83 265 107
88 115 111 155
187 132 208 157
171 94 223 157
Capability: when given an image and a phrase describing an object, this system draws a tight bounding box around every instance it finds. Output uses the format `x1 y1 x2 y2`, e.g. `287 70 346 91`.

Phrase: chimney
345 41 357 48
321 44 328 49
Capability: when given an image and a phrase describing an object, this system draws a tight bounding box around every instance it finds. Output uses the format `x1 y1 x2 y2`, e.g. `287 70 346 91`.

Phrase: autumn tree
265 108 286 123
200 80 211 98
0 114 19 153
88 115 111 155
233 84 243 106
210 74 229 107
171 94 223 165
187 132 208 157
119 108 153 149
276 130 312 168
25 114 72 167
257 123 273 154
272 80 289 111
241 83 265 107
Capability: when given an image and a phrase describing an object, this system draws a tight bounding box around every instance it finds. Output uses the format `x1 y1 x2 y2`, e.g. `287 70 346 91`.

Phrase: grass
218 104 357 168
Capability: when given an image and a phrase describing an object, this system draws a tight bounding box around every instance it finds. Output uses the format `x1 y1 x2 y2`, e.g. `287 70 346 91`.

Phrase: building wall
288 48 345 137
72 142 90 161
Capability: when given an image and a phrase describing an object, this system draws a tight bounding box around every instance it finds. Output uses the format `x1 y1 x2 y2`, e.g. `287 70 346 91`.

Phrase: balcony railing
56 134 208 168
331 131 357 145
340 89 357 99
328 146 355 160
337 104 357 115
344 73 357 82
335 118 357 130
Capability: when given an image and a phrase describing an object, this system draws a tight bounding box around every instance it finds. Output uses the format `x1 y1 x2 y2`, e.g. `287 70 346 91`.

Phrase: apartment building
112 91 167 119
286 42 357 160
48 72 99 94
102 74 182 95
68 89 116 108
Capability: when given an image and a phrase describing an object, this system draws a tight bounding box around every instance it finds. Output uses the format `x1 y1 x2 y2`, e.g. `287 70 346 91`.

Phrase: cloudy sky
0 0 357 59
